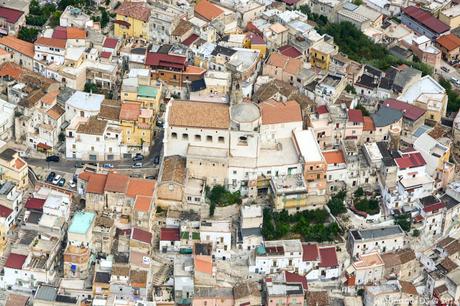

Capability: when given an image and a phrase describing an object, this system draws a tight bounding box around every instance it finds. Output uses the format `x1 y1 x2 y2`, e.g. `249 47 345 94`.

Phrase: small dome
230 103 260 124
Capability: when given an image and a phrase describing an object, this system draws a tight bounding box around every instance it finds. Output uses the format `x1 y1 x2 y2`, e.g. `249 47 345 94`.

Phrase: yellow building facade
114 2 150 39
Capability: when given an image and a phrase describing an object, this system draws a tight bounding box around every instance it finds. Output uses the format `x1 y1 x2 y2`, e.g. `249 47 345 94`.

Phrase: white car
52 175 62 185
132 162 143 168
69 181 76 188
451 77 460 86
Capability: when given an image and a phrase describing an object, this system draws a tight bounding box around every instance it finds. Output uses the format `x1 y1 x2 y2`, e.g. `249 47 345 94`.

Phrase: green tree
394 214 411 232
84 82 99 94
345 84 356 94
49 11 62 27
100 10 110 28
327 190 347 216
18 27 39 42
354 187 364 198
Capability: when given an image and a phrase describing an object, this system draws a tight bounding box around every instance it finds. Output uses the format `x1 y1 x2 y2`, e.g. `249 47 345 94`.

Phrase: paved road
27 129 164 175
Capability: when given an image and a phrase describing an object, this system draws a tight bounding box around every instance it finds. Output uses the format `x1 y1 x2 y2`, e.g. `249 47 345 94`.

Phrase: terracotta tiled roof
0 36 34 58
99 99 121 121
67 27 86 39
168 100 230 129
86 173 108 194
403 6 449 34
383 99 425 121
0 61 23 79
14 158 25 170
35 37 66 49
126 178 155 198
266 52 302 75
363 116 375 131
259 100 302 125
278 44 302 58
395 152 426 169
47 104 65 120
134 195 152 212
194 0 224 21
120 102 141 121
131 227 152 244
0 204 12 218
399 281 418 295
78 171 92 181
25 197 45 211
76 117 107 135
172 19 193 36
322 150 345 165
41 90 59 105
284 271 308 291
161 156 186 184
105 173 129 193
115 2 151 22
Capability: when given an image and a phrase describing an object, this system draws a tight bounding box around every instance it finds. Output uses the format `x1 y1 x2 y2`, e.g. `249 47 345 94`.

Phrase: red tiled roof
115 2 151 22
323 150 345 165
278 45 302 58
302 243 319 261
395 152 426 169
100 51 111 58
160 227 180 241
5 253 27 269
283 0 300 4
363 116 375 131
285 271 308 291
145 52 187 70
316 105 329 114
247 32 265 45
0 204 12 218
182 33 199 47
35 37 66 49
348 109 363 123
25 197 45 211
259 100 302 125
103 37 118 49
105 173 129 193
86 173 107 194
437 34 460 51
423 202 445 213
0 6 24 24
383 99 425 121
131 227 152 244
194 0 224 22
403 6 449 34
52 26 67 39
319 246 339 268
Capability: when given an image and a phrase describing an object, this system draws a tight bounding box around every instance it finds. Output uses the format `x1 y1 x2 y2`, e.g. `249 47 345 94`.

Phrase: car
57 178 65 187
103 163 114 168
451 77 460 86
153 156 160 165
132 162 143 168
46 155 60 162
145 175 155 180
52 175 62 185
69 181 76 188
133 154 144 161
75 161 83 168
441 66 450 73
46 172 56 183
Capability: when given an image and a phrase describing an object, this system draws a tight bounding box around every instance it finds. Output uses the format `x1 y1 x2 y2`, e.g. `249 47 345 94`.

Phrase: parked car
132 162 143 168
441 66 450 73
451 77 460 86
103 163 114 168
46 172 56 183
69 181 76 188
52 175 62 185
153 156 160 165
75 161 83 168
133 154 144 161
46 155 60 162
57 178 65 187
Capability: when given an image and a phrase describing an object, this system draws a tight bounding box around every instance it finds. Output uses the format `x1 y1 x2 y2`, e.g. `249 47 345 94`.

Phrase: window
171 132 177 139
182 134 188 140
218 136 224 143
195 135 201 141
206 135 212 142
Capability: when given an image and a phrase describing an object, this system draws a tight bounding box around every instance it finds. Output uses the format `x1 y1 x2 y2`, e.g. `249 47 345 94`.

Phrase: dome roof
230 103 260 124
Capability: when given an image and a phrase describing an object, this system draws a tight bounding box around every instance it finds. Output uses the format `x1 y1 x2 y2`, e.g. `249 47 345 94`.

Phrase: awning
114 20 131 28
37 142 51 150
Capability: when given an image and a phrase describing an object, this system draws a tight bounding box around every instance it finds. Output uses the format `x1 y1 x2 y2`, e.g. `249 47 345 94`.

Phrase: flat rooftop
68 211 96 235
350 225 403 241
